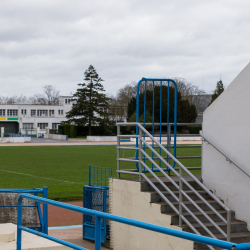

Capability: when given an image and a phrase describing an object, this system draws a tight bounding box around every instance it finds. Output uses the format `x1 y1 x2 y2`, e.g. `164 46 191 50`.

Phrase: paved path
0 137 201 146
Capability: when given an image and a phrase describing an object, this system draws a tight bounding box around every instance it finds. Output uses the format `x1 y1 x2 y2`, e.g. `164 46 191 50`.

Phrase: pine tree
208 80 224 106
66 65 110 135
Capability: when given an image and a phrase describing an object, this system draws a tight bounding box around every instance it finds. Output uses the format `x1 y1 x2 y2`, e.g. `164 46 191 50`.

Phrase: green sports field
0 145 201 200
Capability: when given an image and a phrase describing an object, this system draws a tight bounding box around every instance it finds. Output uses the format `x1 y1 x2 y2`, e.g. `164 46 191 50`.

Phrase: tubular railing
16 193 247 250
200 133 250 178
0 187 48 234
117 122 231 250
2 133 30 137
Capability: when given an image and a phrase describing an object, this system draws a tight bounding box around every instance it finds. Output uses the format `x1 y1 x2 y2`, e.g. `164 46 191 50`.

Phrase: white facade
0 96 73 133
202 63 250 227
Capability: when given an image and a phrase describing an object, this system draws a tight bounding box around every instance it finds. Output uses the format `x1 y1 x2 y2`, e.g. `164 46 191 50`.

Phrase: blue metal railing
2 133 30 137
0 187 48 234
135 78 178 172
88 166 112 187
16 194 250 250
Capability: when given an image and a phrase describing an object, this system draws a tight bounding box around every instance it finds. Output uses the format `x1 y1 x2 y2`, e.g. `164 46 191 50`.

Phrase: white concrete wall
110 179 193 250
130 136 201 142
87 136 117 142
202 63 250 227
44 134 68 140
0 137 31 143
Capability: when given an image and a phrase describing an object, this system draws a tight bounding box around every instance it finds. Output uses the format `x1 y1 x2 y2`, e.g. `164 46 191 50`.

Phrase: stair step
194 231 250 249
156 199 223 213
184 220 247 234
147 189 211 203
168 210 235 224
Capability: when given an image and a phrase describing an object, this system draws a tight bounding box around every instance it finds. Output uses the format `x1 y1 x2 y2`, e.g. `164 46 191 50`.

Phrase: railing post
117 125 120 179
16 197 23 250
179 168 183 227
43 187 48 234
227 210 231 241
167 124 171 175
95 215 101 250
139 127 142 182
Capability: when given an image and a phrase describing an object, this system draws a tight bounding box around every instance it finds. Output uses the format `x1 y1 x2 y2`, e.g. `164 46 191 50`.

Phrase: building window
7 109 18 116
21 109 27 115
65 99 67 104
37 110 48 117
0 109 5 116
58 110 64 115
37 123 48 130
52 123 60 129
68 99 70 104
23 123 33 129
31 110 36 116
49 110 55 116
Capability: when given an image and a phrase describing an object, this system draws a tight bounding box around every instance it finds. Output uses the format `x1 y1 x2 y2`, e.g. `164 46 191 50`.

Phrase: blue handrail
16 193 249 250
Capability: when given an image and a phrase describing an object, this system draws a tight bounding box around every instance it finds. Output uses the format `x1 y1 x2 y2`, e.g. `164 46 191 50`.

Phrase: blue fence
88 166 112 187
16 194 250 250
0 187 48 234
2 133 30 137
135 78 178 172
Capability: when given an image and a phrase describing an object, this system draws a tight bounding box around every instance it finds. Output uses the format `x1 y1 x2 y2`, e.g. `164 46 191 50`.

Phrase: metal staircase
116 122 250 250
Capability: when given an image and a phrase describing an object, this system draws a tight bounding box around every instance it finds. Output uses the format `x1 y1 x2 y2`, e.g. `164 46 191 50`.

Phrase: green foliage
127 86 197 123
209 80 224 106
62 124 76 138
66 65 110 135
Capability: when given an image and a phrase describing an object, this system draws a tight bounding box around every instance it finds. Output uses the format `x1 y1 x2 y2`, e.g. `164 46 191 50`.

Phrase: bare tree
43 85 60 105
174 78 206 112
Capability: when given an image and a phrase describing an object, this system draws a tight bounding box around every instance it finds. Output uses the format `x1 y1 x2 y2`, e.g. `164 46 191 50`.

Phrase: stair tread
204 231 250 239
163 209 232 217
145 189 206 194
191 220 246 228
154 199 220 206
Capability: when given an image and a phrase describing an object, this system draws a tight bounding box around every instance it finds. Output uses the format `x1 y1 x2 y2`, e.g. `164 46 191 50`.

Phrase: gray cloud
0 0 249 97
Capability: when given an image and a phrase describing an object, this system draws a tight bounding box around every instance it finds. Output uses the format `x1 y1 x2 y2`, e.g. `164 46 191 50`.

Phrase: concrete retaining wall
0 137 31 143
44 134 68 140
110 179 193 250
87 136 117 142
202 63 250 228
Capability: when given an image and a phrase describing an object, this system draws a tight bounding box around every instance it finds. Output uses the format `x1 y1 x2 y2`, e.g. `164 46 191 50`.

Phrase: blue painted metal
135 78 178 172
0 187 47 233
83 185 108 243
16 193 249 250
88 165 112 187
2 133 30 137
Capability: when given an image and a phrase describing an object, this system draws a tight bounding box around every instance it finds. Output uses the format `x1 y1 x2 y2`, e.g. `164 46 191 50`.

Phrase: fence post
95 215 101 250
139 127 142 182
43 187 48 234
16 197 23 250
179 168 183 227
117 125 120 179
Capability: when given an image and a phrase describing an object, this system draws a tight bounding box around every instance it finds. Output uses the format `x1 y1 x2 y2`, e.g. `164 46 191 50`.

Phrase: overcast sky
0 0 249 97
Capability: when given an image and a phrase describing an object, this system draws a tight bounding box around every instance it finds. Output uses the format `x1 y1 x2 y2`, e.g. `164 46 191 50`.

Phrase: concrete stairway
140 175 250 249
0 223 70 250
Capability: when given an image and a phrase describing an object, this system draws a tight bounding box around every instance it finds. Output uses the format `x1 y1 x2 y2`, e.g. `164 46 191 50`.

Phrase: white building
0 96 73 134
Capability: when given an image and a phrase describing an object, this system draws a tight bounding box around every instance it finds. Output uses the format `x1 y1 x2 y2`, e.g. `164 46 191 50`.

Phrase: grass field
0 144 201 200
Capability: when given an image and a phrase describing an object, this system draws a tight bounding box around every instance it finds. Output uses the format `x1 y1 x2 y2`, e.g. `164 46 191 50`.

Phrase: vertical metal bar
16 197 23 250
179 168 183 227
43 187 48 234
117 125 120 179
95 215 101 250
159 81 162 167
167 124 171 175
167 81 170 169
139 128 142 182
103 188 107 242
89 166 91 185
143 80 147 165
152 80 155 170
227 210 231 241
